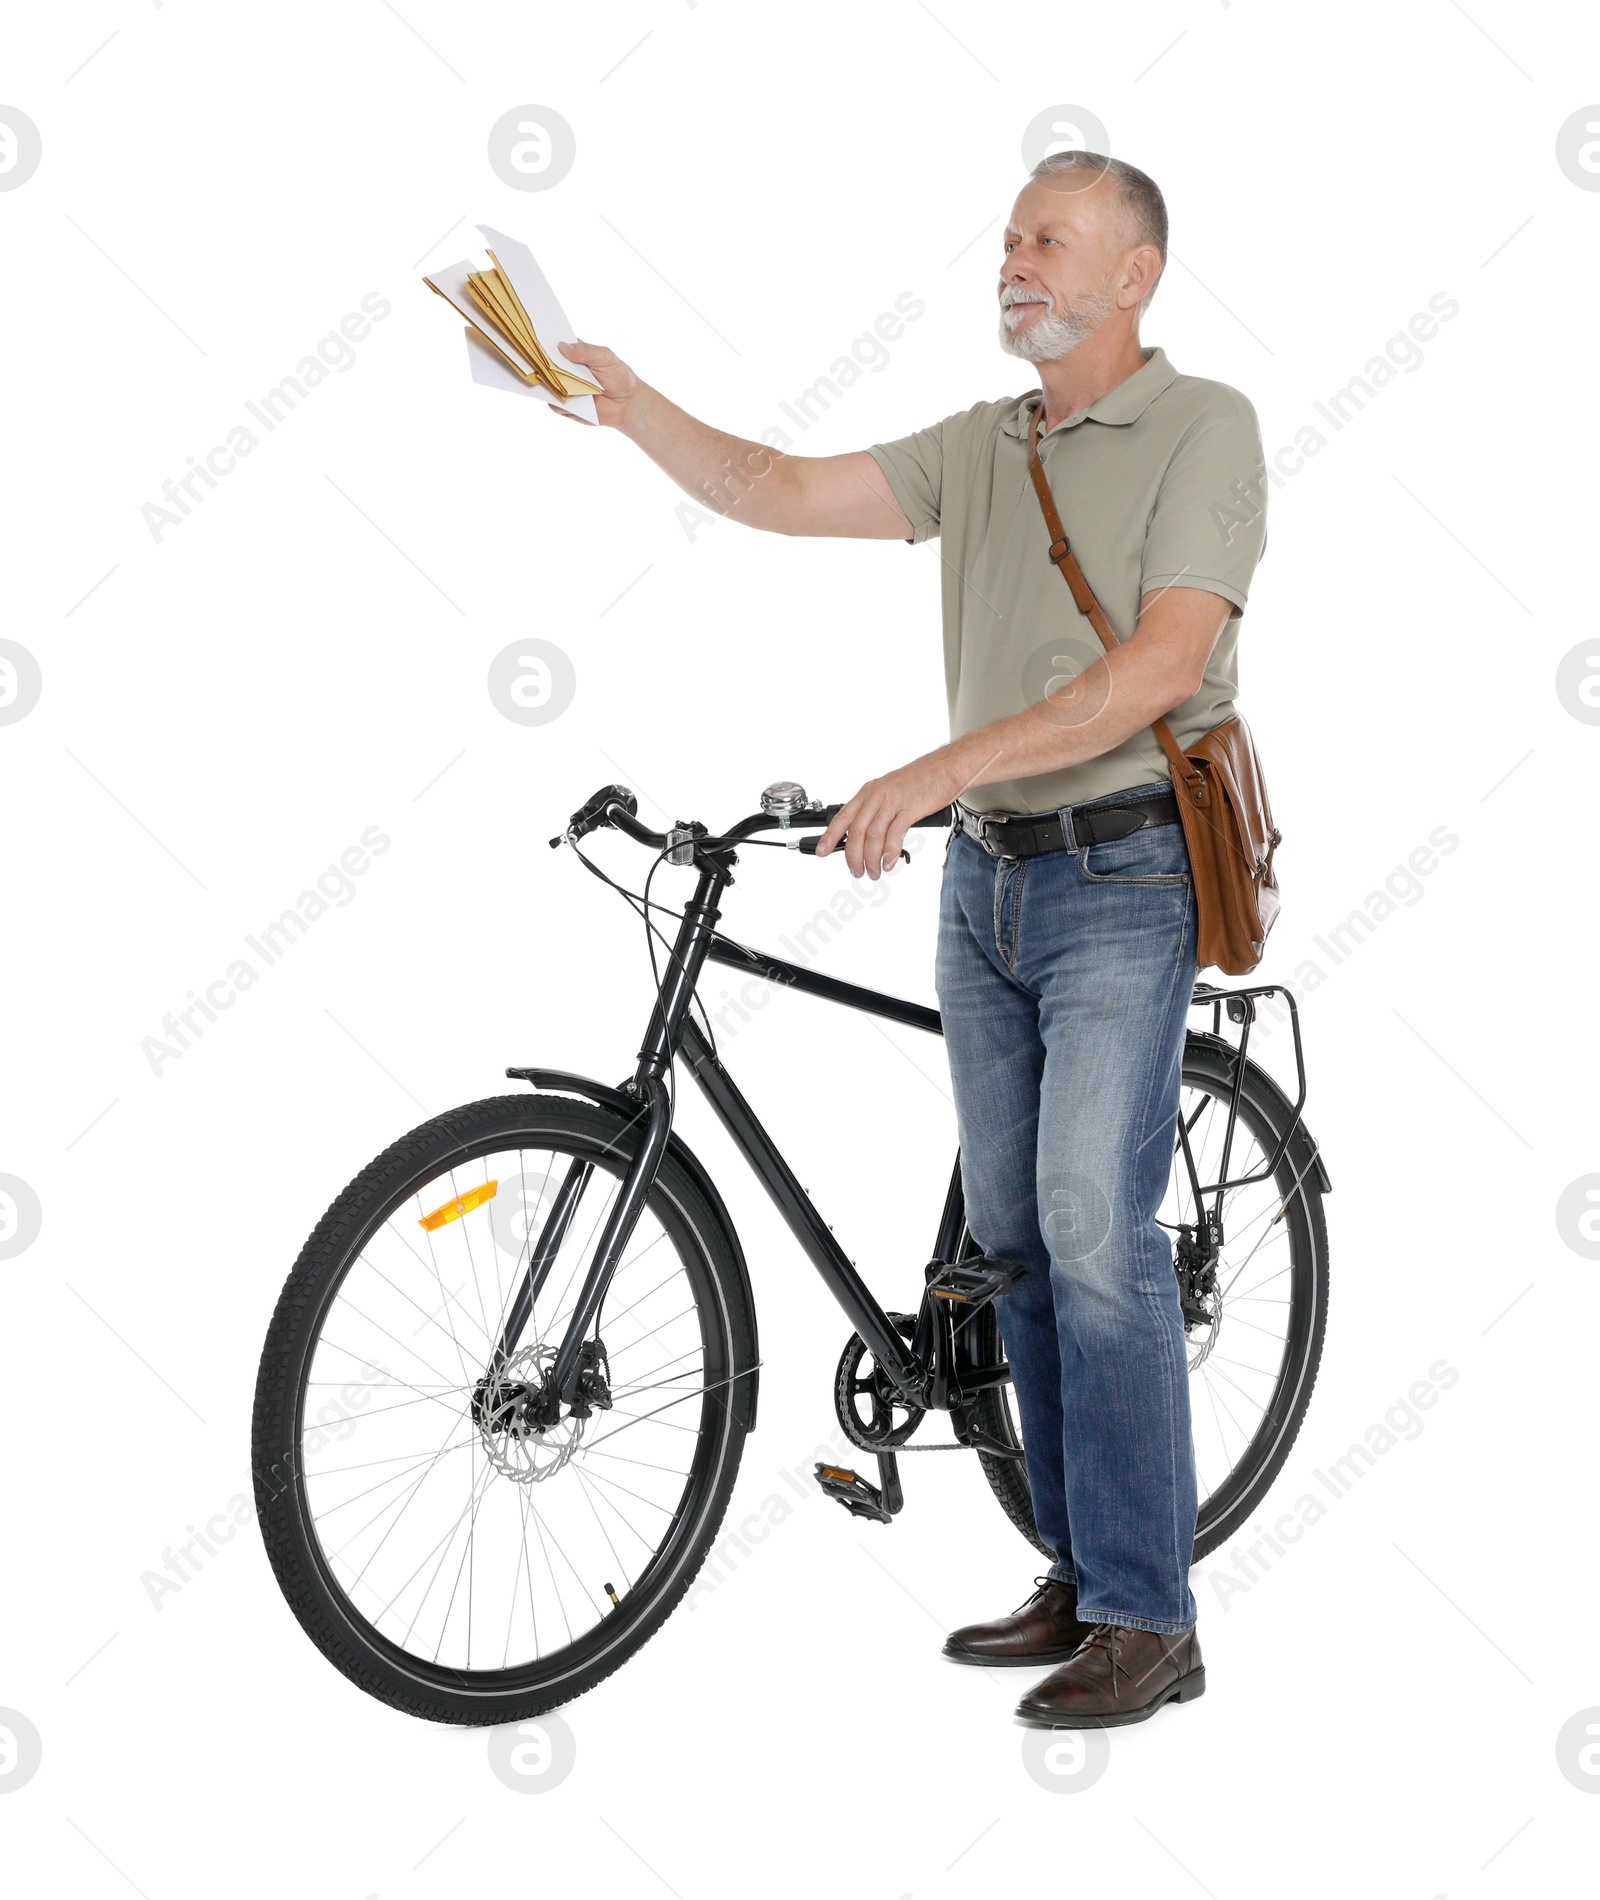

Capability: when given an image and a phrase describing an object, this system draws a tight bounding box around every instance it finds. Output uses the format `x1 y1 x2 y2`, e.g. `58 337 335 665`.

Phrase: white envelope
477 223 588 378
425 257 540 378
463 327 598 424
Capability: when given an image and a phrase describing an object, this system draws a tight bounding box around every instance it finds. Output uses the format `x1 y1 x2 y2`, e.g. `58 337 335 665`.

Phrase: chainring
833 1312 925 1451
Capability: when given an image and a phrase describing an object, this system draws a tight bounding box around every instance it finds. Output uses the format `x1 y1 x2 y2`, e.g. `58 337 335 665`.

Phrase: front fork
504 860 730 1431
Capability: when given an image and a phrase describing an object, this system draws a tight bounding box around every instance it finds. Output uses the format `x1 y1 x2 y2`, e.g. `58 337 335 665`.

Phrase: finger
870 798 904 879
815 812 846 858
855 790 893 877
817 793 862 858
846 804 876 878
857 807 891 881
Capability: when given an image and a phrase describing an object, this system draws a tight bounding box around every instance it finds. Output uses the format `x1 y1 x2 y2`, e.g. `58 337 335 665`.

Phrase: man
560 149 1267 1727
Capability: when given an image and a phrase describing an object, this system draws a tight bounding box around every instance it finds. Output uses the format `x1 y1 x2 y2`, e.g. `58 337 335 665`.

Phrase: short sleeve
1140 396 1267 614
866 419 947 546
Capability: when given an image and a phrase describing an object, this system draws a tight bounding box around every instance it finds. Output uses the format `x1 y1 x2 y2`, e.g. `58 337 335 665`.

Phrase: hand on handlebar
816 749 972 881
551 776 956 867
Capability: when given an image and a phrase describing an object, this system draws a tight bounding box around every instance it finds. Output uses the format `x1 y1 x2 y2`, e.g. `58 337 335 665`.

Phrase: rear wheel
974 1034 1329 1563
252 1093 756 1724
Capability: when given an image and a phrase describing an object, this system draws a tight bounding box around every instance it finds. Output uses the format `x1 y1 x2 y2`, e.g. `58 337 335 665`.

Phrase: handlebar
549 783 954 859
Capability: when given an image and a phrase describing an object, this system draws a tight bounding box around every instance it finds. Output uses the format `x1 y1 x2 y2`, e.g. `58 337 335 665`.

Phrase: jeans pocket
1075 824 1191 886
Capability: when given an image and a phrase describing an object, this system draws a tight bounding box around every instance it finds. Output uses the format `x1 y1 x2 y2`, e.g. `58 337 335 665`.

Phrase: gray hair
1028 150 1168 306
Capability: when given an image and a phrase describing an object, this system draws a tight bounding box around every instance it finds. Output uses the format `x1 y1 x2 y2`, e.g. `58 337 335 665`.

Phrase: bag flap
1188 716 1278 869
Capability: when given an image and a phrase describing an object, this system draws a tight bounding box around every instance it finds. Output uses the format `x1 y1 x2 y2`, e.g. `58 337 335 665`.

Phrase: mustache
999 286 1051 313
997 284 1111 363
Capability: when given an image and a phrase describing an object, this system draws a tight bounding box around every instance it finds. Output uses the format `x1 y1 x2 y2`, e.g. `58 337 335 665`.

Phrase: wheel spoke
279 1126 732 1683
982 1058 1322 1548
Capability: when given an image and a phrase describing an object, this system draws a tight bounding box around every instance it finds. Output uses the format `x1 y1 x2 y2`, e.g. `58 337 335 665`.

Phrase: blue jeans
935 786 1200 1634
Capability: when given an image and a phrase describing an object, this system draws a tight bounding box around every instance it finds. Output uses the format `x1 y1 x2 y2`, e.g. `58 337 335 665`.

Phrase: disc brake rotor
477 1343 585 1483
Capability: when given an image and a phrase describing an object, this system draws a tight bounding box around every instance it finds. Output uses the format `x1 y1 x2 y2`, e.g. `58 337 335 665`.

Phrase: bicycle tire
252 1093 756 1724
972 1033 1330 1564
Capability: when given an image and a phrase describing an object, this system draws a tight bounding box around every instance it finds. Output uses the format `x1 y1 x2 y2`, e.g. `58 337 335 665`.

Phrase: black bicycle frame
515 848 1311 1425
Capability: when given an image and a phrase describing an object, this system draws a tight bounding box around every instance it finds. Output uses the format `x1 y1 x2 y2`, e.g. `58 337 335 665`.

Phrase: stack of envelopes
424 226 600 402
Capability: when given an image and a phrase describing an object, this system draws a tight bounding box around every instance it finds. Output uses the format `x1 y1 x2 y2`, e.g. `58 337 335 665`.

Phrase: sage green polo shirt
866 346 1267 814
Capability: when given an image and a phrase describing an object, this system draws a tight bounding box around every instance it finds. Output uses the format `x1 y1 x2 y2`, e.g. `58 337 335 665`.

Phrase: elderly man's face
998 172 1130 363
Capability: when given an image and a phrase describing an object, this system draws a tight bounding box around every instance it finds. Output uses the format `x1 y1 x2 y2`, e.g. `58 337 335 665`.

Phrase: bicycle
252 780 1330 1725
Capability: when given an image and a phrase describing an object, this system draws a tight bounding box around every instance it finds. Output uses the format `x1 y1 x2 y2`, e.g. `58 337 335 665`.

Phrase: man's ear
1117 245 1162 310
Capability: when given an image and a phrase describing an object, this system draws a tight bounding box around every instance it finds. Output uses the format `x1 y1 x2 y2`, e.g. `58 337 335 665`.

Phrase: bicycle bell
760 780 809 824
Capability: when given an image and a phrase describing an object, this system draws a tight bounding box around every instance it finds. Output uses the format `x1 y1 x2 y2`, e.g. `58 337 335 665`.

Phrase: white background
3 2 1597 1894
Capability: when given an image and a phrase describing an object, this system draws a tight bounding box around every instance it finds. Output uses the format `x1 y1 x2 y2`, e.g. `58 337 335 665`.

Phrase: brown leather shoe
1015 1623 1205 1727
943 1577 1093 1667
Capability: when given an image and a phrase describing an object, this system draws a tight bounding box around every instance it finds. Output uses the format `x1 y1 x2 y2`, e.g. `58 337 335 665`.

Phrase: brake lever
793 805 952 856
798 837 912 863
550 782 637 849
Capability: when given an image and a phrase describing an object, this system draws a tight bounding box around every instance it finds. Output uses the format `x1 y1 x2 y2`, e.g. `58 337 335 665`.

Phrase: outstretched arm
558 338 912 540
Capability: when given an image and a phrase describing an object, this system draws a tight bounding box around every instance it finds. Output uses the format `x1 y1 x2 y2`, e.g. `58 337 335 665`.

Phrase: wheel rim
976 1057 1319 1549
1163 1077 1313 1528
288 1131 730 1682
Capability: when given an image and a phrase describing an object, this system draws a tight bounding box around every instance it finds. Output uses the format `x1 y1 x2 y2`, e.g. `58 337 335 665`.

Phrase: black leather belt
956 786 1180 858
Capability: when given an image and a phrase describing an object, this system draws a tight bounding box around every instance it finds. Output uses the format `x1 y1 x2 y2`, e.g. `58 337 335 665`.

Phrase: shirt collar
1000 346 1179 438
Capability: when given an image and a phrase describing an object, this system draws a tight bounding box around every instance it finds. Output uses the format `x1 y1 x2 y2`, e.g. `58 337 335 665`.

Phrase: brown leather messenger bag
1024 400 1282 977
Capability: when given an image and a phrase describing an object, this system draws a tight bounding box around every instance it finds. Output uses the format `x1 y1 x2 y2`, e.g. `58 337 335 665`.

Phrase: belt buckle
975 812 1013 860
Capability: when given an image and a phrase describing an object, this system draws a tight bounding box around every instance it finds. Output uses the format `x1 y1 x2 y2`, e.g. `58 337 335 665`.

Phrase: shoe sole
1015 1665 1206 1728
942 1642 1089 1668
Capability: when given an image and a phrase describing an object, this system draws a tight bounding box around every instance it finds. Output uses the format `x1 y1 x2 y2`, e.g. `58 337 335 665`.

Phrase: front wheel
973 1034 1329 1563
252 1092 756 1724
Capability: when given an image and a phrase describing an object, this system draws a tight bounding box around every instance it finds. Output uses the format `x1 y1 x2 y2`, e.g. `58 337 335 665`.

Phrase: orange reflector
418 1179 499 1232
818 1466 858 1484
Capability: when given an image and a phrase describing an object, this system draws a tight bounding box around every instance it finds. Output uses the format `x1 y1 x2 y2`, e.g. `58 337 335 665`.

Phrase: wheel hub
476 1345 585 1483
1174 1224 1223 1364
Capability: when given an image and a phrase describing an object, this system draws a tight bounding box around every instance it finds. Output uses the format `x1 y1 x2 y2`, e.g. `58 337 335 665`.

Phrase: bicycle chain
836 1311 1011 1455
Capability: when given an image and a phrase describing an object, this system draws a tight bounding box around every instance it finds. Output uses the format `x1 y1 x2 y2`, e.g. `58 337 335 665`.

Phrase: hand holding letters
424 225 601 425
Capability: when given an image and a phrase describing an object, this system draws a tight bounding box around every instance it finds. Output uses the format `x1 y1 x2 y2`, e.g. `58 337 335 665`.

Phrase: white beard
999 288 1114 363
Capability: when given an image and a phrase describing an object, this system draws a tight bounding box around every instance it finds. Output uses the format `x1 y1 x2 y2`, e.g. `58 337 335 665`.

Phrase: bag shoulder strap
1025 399 1205 800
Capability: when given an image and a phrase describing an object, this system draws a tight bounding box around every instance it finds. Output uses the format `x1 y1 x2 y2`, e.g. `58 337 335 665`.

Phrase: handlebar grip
776 803 952 833
798 835 912 864
795 805 954 852
577 783 637 835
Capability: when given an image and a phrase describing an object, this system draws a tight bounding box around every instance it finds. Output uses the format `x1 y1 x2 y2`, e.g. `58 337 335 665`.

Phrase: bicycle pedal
814 1463 895 1524
926 1257 1026 1307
